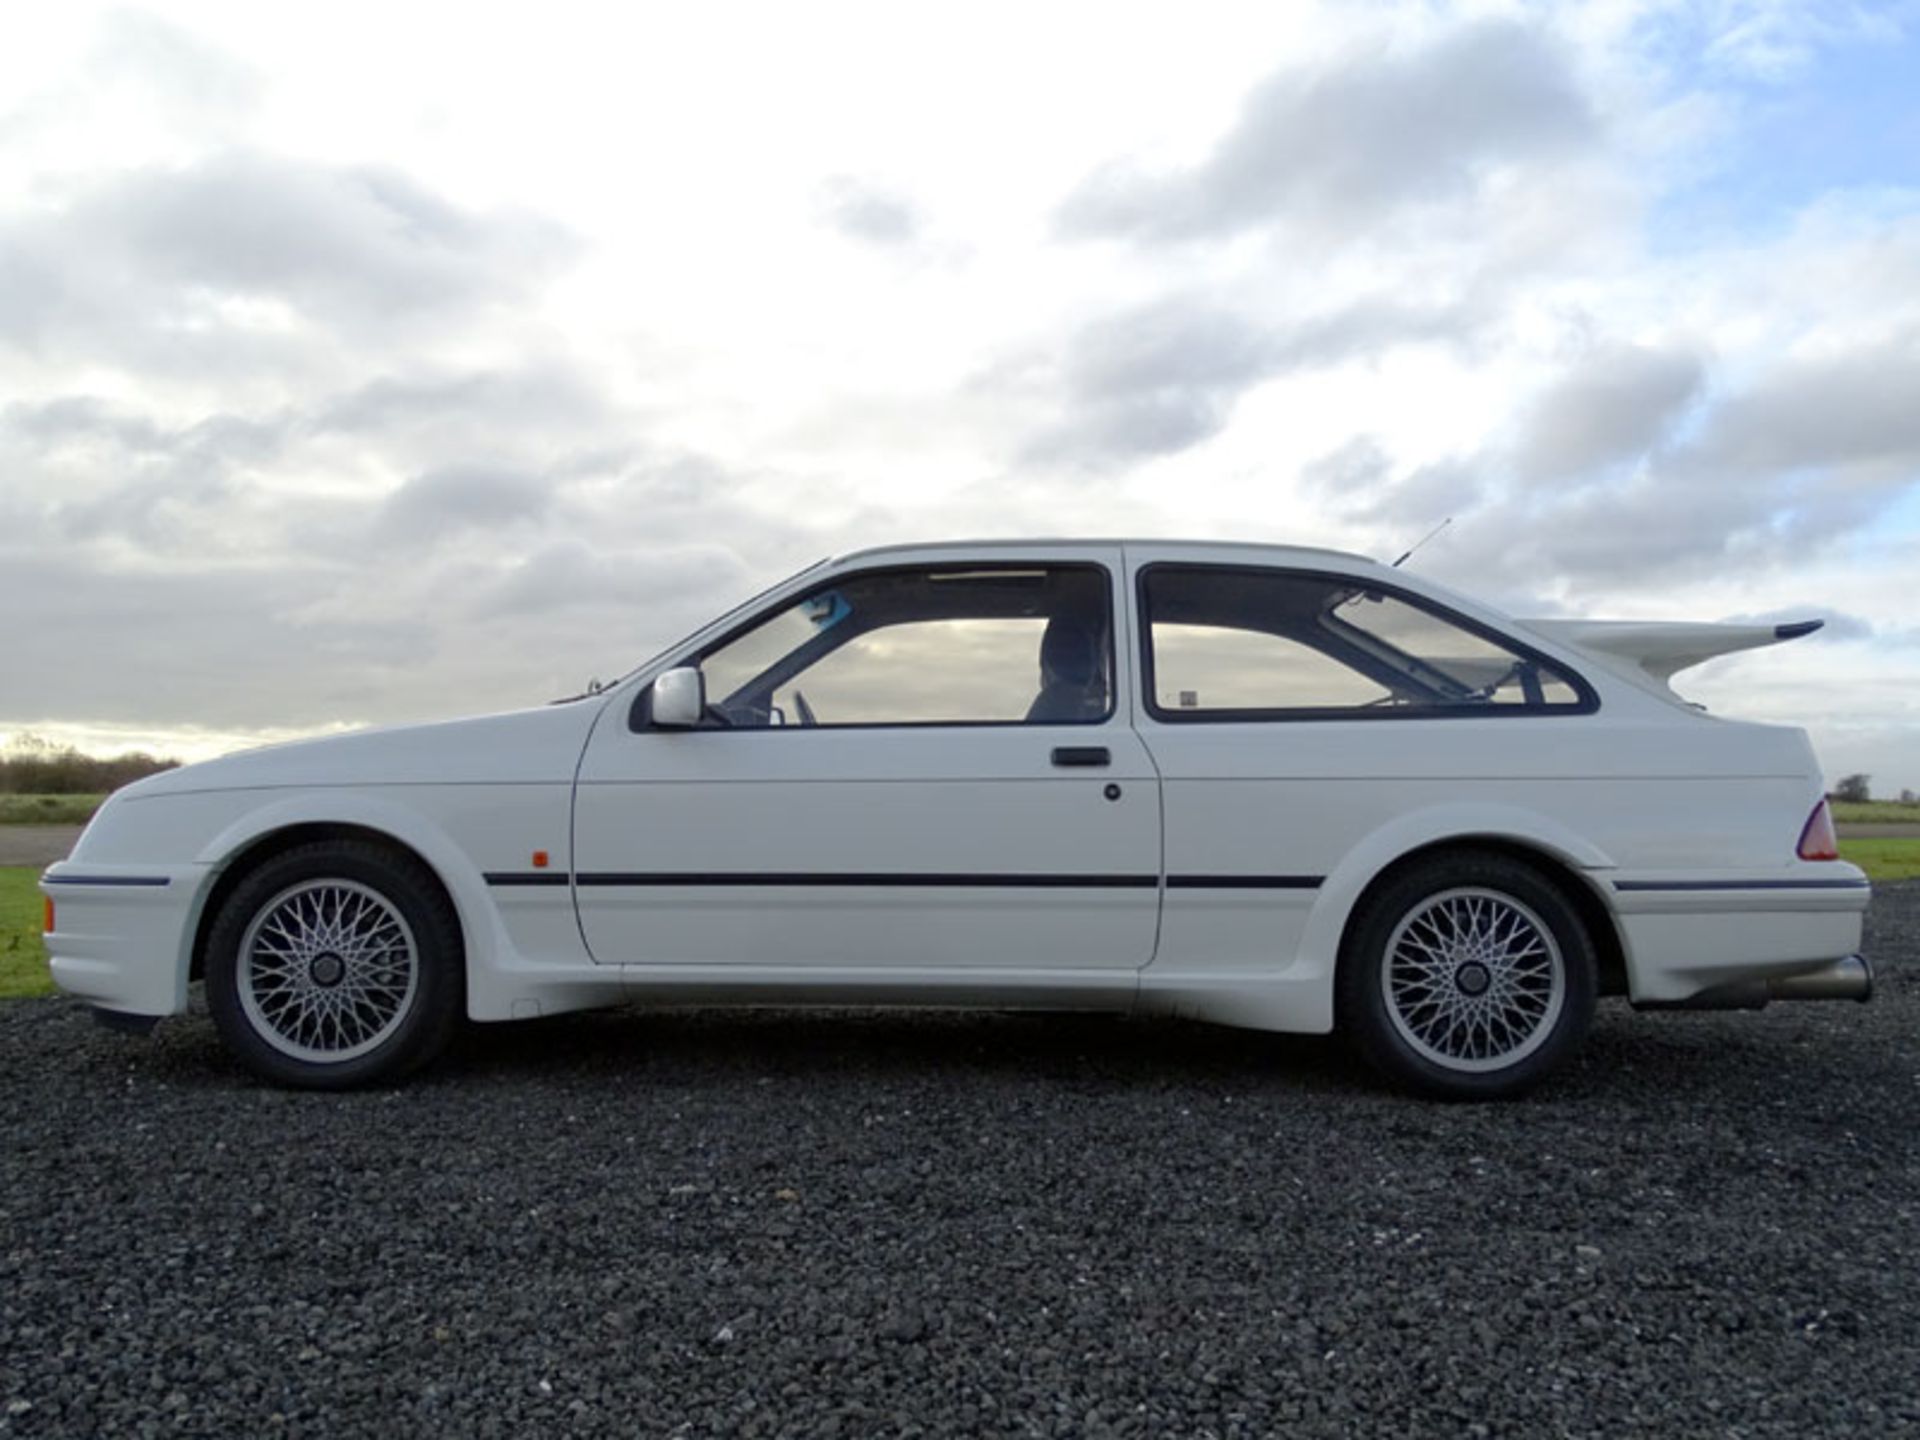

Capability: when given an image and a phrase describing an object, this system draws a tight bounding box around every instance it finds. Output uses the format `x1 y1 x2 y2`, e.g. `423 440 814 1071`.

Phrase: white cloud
1690 0 1909 77
812 177 923 248
1057 18 1598 244
2 0 1918 791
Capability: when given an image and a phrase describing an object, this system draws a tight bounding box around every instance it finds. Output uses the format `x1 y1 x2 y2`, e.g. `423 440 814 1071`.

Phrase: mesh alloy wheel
1379 886 1567 1073
206 839 463 1088
236 878 421 1063
1338 851 1598 1100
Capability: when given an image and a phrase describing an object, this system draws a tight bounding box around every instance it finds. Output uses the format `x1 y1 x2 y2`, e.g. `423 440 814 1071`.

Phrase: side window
1142 567 1589 718
769 619 1049 724
1152 624 1390 710
1333 591 1584 707
691 565 1113 728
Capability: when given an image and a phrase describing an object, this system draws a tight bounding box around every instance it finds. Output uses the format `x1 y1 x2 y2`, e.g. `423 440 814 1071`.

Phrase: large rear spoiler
1519 617 1824 689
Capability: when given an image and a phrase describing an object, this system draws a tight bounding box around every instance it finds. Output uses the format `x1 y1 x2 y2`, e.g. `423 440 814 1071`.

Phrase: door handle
1051 746 1111 767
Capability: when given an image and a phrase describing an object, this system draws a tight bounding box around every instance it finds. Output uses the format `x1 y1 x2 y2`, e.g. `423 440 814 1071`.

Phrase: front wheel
205 840 464 1089
1338 852 1597 1100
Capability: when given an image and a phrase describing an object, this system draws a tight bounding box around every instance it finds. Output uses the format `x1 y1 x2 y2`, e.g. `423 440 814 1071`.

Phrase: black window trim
1134 562 1600 724
630 559 1122 733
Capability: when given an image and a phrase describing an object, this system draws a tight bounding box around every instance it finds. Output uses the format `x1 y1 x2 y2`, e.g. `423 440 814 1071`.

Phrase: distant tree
0 734 179 795
1831 774 1872 804
1902 789 1918 805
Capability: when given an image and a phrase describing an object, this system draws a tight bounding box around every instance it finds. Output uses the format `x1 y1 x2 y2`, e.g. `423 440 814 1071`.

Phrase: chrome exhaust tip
1635 954 1874 1012
1767 953 1873 1004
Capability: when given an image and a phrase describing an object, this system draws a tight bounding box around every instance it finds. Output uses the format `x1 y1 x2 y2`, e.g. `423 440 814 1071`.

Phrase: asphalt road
0 828 81 868
1 886 1915 1437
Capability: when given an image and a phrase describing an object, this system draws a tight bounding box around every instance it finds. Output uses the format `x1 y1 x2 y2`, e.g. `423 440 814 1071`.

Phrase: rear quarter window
1139 565 1594 720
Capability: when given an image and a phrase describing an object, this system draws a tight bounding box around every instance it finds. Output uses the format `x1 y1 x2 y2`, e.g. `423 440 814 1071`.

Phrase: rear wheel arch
1335 836 1627 1001
1335 840 1605 1098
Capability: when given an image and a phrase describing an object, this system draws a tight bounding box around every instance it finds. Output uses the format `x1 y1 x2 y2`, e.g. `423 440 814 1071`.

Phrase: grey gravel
3 884 1917 1438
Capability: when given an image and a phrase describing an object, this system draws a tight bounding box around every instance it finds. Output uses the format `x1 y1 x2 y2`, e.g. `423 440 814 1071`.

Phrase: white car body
43 540 1871 1092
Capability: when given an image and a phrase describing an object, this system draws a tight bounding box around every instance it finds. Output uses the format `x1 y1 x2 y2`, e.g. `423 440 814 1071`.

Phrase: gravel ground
3 886 1916 1438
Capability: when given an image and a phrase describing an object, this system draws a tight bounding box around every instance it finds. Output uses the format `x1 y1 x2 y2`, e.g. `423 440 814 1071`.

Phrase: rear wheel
1339 852 1597 1100
205 840 463 1088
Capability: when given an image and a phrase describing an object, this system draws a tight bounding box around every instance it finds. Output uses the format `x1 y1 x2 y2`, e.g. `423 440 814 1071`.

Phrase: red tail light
43 895 55 934
1797 799 1839 861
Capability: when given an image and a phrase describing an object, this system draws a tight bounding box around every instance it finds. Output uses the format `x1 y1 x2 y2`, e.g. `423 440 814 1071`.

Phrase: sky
2 0 1917 794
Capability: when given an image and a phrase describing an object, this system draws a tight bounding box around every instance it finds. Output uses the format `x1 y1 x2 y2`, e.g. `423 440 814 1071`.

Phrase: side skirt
617 965 1141 1013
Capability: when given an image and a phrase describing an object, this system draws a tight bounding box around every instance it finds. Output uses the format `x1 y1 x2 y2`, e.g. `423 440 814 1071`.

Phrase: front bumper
40 861 211 1018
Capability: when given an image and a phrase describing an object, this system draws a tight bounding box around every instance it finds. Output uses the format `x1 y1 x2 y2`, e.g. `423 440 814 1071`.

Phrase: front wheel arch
191 823 463 984
202 836 467 1087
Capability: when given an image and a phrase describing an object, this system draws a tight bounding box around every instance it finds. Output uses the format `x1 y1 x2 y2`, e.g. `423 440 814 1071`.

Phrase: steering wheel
791 689 817 727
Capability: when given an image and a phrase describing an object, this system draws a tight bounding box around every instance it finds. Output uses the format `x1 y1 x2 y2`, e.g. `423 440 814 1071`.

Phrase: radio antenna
1392 517 1452 568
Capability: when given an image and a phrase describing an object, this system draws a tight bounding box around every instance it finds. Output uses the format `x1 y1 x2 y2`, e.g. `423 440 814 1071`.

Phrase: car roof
833 538 1383 569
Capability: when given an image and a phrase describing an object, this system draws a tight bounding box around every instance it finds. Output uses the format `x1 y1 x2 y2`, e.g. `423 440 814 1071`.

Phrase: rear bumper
1634 953 1872 1010
1610 874 1870 1004
40 861 209 1018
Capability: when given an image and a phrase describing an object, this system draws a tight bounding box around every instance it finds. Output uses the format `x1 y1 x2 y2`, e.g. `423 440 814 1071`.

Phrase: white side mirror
651 667 705 728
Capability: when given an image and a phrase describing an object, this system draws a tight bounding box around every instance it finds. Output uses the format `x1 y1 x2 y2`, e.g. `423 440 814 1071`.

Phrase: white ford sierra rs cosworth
43 540 1873 1098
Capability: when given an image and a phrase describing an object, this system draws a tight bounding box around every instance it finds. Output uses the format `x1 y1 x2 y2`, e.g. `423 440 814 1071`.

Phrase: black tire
1337 851 1597 1100
204 840 464 1089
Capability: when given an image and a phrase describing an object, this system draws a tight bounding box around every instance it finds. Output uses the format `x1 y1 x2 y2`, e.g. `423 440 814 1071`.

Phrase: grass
1831 799 1920 824
0 793 103 826
1839 838 1920 883
0 867 52 999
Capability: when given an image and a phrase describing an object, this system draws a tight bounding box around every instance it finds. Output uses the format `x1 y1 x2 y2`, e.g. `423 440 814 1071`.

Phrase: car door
571 549 1162 972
